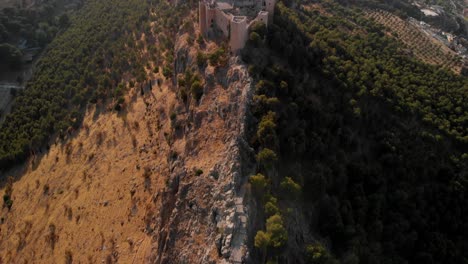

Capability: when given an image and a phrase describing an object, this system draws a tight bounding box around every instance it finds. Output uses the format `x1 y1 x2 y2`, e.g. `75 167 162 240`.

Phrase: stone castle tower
198 0 275 52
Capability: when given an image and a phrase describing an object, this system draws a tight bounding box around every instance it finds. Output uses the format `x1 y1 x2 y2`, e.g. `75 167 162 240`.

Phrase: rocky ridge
152 33 256 264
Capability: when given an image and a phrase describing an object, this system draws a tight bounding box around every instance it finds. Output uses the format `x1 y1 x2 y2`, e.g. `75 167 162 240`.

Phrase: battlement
199 0 275 52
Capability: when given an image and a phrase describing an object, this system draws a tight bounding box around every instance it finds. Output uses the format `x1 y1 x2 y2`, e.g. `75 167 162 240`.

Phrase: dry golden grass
0 82 172 263
0 8 242 262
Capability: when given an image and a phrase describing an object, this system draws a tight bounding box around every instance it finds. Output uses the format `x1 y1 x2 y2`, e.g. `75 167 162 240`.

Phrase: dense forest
0 0 80 70
244 0 468 263
0 0 190 170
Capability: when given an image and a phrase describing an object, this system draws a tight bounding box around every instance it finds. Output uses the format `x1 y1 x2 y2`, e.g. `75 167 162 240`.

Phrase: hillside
242 1 468 263
366 9 464 74
0 0 258 262
0 0 467 263
0 47 254 263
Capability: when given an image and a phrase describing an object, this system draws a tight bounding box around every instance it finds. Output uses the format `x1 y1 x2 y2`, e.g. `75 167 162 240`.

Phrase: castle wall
249 10 268 28
229 17 248 52
198 0 274 52
199 1 208 35
265 0 275 20
215 8 231 37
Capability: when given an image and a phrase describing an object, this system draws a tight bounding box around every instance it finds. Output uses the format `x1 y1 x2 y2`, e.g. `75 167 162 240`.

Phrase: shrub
280 177 301 199
195 168 204 176
170 111 177 121
196 51 207 67
208 48 225 66
256 148 278 170
306 243 334 264
177 74 186 87
264 198 279 216
257 112 277 147
162 65 173 78
2 177 13 210
250 21 267 37
191 81 203 101
279 80 288 93
249 173 268 194
249 32 261 46
254 230 270 250
266 214 288 248
179 88 188 102
43 184 50 195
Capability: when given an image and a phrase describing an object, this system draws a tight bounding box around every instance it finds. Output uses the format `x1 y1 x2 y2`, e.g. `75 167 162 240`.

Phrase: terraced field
366 9 464 73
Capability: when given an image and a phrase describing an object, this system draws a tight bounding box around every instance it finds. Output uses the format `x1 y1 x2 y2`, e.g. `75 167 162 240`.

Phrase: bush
208 48 225 66
255 230 270 250
249 32 262 46
195 168 203 176
306 243 335 264
191 80 203 101
162 65 173 78
196 51 207 67
255 213 288 253
249 173 268 194
250 21 267 37
256 148 278 170
264 198 279 216
280 177 301 199
3 177 13 211
266 214 288 248
257 112 277 147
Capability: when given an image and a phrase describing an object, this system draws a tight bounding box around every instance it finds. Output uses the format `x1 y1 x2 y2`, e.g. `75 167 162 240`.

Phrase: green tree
256 148 278 171
58 14 70 28
280 177 301 199
250 32 261 46
255 230 270 263
306 243 331 264
0 43 22 69
257 111 277 148
249 173 268 195
264 196 279 216
266 214 288 248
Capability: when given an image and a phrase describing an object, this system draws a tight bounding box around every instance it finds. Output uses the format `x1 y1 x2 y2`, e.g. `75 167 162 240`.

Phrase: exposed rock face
151 33 256 263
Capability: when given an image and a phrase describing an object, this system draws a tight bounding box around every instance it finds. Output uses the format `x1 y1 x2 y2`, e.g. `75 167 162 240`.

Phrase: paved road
0 83 24 90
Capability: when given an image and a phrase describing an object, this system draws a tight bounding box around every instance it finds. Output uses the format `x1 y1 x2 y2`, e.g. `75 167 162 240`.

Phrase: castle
198 0 275 52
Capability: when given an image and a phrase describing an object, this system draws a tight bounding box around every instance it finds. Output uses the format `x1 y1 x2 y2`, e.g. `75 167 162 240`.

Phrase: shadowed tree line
243 0 468 263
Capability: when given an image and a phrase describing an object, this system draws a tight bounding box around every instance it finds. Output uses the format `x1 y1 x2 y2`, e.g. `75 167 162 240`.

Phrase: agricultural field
366 9 464 73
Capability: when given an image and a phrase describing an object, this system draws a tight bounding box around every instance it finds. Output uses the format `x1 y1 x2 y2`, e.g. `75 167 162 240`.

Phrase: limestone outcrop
151 32 256 263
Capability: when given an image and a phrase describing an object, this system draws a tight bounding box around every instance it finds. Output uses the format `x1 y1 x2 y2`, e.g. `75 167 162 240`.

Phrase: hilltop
0 0 467 263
